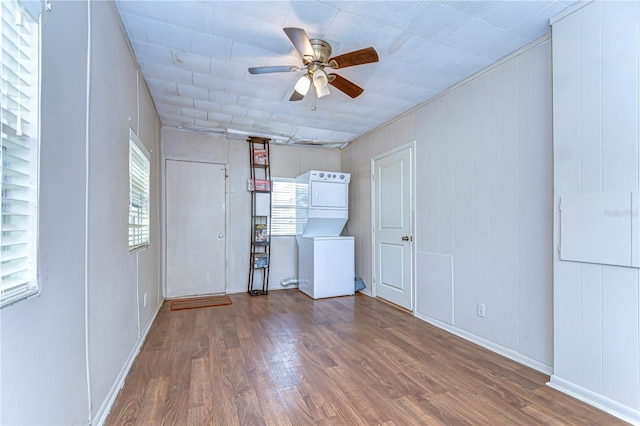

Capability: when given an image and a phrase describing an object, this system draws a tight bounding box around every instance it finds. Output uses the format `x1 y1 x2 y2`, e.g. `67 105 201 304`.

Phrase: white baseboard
92 301 162 426
359 288 373 297
548 376 640 425
227 278 301 294
414 312 553 375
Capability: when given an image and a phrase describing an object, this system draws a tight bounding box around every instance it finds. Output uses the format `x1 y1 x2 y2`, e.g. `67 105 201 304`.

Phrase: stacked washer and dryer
295 170 354 299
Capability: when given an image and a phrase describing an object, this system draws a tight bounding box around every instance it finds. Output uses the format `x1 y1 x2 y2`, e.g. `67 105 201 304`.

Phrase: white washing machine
296 170 354 299
297 236 354 299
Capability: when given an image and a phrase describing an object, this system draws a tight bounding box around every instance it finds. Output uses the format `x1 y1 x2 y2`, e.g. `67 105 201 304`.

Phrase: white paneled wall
550 2 640 422
342 38 553 370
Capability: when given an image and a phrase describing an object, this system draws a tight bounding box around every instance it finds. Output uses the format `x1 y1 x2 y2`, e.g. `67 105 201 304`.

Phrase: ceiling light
313 69 330 98
294 75 311 96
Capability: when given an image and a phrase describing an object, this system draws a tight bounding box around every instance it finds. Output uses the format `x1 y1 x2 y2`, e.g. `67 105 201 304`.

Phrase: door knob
401 236 411 241
217 233 225 240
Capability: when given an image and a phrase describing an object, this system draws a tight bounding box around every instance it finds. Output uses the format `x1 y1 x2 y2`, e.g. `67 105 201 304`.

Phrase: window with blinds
128 130 150 252
271 178 297 236
1 0 40 307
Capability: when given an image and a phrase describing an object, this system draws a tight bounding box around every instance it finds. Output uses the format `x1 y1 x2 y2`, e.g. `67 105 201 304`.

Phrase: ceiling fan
249 27 379 101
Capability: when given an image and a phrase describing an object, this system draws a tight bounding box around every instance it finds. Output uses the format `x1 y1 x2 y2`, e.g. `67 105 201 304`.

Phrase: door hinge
372 174 375 182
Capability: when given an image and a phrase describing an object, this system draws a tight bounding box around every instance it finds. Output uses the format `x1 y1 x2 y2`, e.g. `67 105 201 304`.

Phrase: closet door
165 160 226 298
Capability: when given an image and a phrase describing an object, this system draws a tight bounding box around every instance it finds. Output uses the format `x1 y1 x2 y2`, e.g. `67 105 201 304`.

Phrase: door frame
162 159 229 298
370 141 416 312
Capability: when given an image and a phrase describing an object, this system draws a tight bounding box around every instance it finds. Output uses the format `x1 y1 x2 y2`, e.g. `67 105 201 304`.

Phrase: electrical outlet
143 293 147 308
477 302 486 318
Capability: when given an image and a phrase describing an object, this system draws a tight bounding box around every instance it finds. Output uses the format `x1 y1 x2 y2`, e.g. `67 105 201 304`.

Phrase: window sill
129 243 150 254
1 288 40 309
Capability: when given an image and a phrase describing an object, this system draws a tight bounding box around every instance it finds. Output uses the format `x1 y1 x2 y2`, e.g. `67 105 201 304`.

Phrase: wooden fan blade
289 91 305 101
328 47 379 69
328 73 364 98
283 27 315 63
248 65 299 74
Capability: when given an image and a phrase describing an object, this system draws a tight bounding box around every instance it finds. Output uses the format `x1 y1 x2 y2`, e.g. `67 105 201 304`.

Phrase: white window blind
271 178 297 236
0 0 40 307
128 130 150 251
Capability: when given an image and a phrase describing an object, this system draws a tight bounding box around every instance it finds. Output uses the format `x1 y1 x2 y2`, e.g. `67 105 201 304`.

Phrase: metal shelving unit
247 137 271 296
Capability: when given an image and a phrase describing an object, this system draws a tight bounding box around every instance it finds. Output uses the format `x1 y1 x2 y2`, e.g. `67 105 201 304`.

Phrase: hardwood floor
106 290 625 425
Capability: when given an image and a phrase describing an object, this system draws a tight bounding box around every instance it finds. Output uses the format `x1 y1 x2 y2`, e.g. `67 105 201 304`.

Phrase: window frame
270 177 297 237
0 0 41 308
128 129 150 252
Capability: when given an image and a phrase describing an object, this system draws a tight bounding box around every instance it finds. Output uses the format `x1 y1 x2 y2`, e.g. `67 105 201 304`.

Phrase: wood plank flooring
105 290 626 425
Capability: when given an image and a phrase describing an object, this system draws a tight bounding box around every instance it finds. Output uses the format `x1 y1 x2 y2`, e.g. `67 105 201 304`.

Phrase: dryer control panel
308 170 351 183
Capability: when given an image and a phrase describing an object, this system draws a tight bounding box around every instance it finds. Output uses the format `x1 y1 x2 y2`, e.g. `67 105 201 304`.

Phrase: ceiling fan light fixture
248 28 378 102
294 74 311 95
313 69 330 98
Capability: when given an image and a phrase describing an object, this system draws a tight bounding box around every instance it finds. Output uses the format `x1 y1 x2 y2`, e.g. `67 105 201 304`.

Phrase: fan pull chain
311 95 317 111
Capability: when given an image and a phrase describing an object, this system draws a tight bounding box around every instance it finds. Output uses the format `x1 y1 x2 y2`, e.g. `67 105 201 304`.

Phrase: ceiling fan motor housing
308 39 332 64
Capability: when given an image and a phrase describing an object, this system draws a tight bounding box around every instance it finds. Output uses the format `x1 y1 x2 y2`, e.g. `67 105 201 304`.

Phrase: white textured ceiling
115 0 576 146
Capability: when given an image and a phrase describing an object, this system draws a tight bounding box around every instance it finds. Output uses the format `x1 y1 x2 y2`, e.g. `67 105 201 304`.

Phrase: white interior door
373 145 413 310
165 160 226 298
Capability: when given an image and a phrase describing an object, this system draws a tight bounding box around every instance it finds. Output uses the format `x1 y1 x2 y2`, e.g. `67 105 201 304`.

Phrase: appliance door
312 237 354 298
310 181 348 209
298 236 355 299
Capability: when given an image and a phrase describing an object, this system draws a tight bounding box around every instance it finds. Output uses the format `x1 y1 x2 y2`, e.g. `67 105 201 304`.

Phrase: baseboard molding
548 376 640 425
414 312 553 375
92 301 163 426
227 286 299 294
269 285 298 291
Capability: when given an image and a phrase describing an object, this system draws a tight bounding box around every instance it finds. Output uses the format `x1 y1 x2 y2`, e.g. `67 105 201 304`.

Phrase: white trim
369 157 376 295
135 254 140 338
84 0 93 420
415 311 553 375
548 376 640 425
93 302 162 426
162 159 167 298
136 70 140 138
226 287 247 294
549 0 593 25
224 163 229 294
0 287 40 309
129 128 150 159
